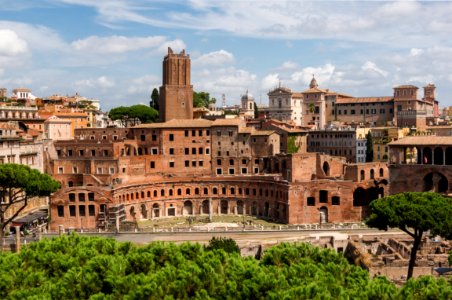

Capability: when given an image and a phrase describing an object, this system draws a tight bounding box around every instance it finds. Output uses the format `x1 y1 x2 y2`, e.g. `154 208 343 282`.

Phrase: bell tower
159 47 193 122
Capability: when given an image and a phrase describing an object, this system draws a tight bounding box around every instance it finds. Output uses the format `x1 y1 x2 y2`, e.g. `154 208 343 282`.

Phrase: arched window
379 168 384 177
360 170 365 181
370 169 375 180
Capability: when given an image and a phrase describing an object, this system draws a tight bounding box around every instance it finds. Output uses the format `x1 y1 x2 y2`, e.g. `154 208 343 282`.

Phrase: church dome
309 76 318 89
241 90 254 100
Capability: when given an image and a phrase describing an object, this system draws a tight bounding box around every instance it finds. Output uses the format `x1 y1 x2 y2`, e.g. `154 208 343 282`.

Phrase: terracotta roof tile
389 136 452 146
336 96 393 104
134 118 212 129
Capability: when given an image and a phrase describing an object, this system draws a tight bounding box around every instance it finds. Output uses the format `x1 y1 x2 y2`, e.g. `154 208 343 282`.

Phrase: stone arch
201 200 210 214
153 190 157 197
236 200 244 215
323 161 330 176
423 147 432 164
446 148 452 165
264 202 270 217
186 188 191 195
319 207 328 224
370 169 375 179
160 189 165 197
140 204 147 219
353 187 366 206
423 172 448 193
129 206 135 218
434 147 443 165
183 200 193 215
152 203 160 218
203 187 209 195
251 201 258 216
220 200 228 214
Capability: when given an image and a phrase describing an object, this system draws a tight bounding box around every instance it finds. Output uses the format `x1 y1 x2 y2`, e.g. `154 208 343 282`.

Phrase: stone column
431 148 435 165
243 203 247 216
420 148 424 165
208 198 213 222
234 202 238 215
58 225 64 236
443 147 446 166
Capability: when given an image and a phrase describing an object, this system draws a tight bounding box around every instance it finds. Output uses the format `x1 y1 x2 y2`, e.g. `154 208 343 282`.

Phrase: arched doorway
423 172 448 193
264 202 270 217
319 207 328 224
251 201 258 216
434 147 443 165
140 204 147 219
446 147 452 165
129 206 136 219
353 187 366 206
323 162 330 176
152 203 160 218
236 200 244 215
201 200 210 215
183 201 193 215
423 147 432 164
220 200 228 214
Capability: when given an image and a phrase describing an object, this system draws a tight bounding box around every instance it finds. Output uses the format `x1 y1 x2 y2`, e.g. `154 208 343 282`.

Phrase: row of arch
0 111 39 119
360 168 385 181
130 199 288 222
115 184 289 203
400 146 452 165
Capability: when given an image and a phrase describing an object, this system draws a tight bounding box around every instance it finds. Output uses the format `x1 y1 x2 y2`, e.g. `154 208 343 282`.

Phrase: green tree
193 91 215 108
365 131 374 162
0 164 60 251
150 88 159 111
109 105 158 127
366 192 452 280
254 103 259 119
205 237 240 254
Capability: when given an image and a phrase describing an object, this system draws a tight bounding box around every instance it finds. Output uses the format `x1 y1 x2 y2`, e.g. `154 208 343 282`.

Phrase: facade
0 88 6 98
388 135 452 195
44 116 73 140
240 90 255 119
48 50 389 231
267 86 303 126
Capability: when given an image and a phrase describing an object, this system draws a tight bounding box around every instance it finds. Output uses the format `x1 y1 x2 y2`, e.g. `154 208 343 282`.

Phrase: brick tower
159 47 193 122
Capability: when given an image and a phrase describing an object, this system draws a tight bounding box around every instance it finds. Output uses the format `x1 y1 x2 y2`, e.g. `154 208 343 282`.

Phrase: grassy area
137 215 282 229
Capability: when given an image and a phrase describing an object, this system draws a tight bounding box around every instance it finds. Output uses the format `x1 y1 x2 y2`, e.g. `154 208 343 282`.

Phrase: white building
44 116 73 140
267 85 303 126
240 90 255 119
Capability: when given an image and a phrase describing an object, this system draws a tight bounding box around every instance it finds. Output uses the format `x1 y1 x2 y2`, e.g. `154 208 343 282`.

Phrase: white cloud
261 73 280 91
291 64 336 86
410 48 423 57
280 61 298 70
361 61 388 77
193 50 234 67
75 76 115 89
72 35 167 54
156 39 186 55
127 74 160 95
0 29 28 56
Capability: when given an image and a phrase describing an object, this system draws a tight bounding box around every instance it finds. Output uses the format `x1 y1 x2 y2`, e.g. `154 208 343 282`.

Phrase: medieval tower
159 47 193 122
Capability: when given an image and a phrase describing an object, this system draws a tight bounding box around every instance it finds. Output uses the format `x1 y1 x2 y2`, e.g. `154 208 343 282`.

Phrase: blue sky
1 0 452 110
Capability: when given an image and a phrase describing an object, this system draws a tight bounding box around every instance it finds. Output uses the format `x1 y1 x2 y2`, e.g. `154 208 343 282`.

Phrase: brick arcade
47 48 389 231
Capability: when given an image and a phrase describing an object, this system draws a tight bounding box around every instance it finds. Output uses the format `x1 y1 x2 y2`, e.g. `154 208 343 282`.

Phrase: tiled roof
251 130 275 136
292 93 303 98
302 87 328 94
388 136 452 146
336 96 393 104
211 118 243 127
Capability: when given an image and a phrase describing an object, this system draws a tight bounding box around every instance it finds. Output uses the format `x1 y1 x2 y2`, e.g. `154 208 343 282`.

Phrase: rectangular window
110 167 115 174
89 205 95 216
332 196 340 205
307 197 315 206
169 134 174 141
73 166 78 174
241 167 248 174
169 148 174 155
206 148 210 155
199 160 204 167
79 193 85 201
199 148 203 155
185 160 189 167
69 193 76 202
192 130 196 136
184 130 189 137
88 193 95 201
151 148 158 155
192 148 196 155
152 134 157 141
150 161 155 168
229 168 235 175
199 130 203 136
192 161 197 167
319 190 328 203
217 131 221 136
140 134 145 141
69 205 76 217
58 205 64 217
169 161 175 168
79 205 86 217
185 148 189 155
216 168 223 175
58 167 64 174
68 150 73 156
